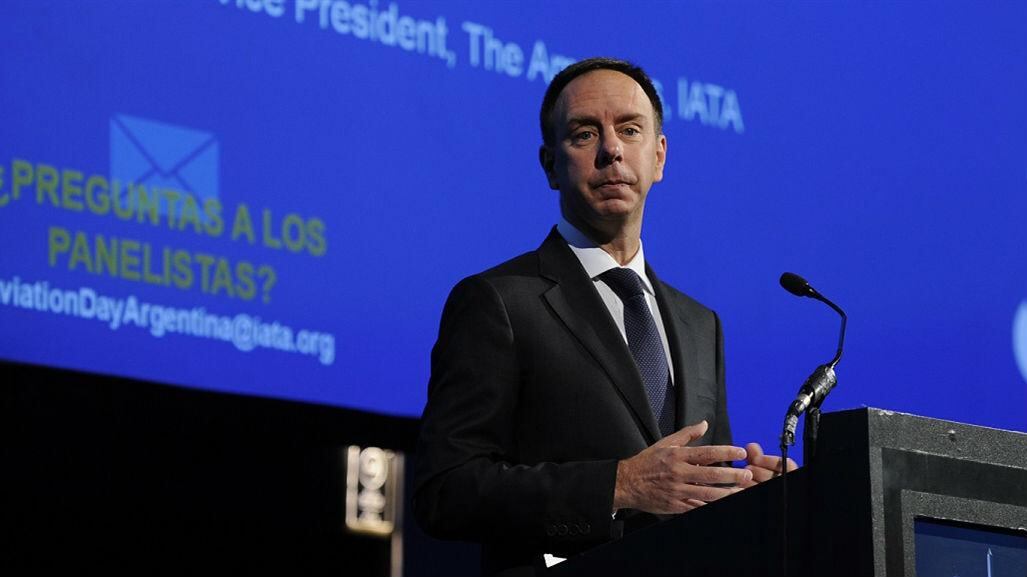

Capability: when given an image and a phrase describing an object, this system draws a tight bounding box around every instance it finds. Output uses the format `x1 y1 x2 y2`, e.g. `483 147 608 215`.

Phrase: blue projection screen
2 1 1025 455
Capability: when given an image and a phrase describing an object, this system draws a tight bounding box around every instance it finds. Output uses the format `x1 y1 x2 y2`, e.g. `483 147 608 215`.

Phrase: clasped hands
613 420 798 514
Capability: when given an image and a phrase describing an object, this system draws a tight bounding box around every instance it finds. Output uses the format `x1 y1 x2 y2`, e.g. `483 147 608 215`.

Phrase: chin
591 200 638 218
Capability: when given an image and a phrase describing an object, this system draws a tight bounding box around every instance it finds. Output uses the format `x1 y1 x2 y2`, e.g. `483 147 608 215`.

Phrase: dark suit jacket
414 228 732 576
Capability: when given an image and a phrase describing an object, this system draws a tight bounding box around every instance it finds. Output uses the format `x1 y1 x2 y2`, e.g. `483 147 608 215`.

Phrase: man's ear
538 145 559 190
653 133 667 183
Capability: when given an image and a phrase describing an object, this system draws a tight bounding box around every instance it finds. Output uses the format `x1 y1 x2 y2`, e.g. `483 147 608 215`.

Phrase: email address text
0 276 336 366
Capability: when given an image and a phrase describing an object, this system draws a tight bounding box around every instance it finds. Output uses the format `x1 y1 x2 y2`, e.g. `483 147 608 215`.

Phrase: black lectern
549 408 1027 576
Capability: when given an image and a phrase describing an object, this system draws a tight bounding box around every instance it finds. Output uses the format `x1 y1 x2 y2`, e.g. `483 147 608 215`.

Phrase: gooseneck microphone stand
776 272 847 576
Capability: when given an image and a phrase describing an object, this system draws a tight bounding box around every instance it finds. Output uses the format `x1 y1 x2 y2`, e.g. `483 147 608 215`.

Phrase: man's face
541 69 667 231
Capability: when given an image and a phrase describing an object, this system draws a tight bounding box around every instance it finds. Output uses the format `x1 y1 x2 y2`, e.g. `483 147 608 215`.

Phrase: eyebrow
565 113 648 128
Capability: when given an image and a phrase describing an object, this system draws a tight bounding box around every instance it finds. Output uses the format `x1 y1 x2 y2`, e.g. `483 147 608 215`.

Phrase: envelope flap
114 114 215 175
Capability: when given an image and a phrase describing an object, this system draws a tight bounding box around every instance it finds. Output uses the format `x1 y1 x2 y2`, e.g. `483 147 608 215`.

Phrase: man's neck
561 213 642 266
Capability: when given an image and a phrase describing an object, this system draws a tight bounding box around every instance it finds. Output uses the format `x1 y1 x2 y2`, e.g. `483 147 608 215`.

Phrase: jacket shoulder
448 249 546 298
478 249 541 279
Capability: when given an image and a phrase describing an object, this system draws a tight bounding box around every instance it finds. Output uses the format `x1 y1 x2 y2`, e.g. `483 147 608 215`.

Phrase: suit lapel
648 264 698 433
537 228 662 444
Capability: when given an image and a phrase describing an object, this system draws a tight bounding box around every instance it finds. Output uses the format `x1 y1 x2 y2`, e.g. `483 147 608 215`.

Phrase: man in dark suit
414 58 794 576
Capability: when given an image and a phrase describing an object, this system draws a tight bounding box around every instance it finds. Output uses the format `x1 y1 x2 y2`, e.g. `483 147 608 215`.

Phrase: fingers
618 431 788 514
674 444 747 466
673 460 752 486
747 453 799 474
745 464 776 483
654 497 709 515
743 441 801 485
674 498 707 514
655 420 708 448
745 442 764 462
747 452 783 472
676 483 741 503
654 479 741 505
738 474 758 489
683 498 707 509
744 458 798 485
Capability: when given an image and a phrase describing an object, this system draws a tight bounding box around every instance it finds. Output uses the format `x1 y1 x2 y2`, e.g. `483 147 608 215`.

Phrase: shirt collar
557 218 655 295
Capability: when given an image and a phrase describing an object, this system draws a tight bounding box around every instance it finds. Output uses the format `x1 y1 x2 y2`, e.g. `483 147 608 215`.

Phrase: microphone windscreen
780 272 811 297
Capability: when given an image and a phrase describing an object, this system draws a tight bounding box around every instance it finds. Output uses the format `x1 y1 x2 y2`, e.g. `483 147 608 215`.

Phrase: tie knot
600 267 646 300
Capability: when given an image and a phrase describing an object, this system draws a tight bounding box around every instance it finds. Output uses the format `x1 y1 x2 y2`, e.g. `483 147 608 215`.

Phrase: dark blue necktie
599 268 674 437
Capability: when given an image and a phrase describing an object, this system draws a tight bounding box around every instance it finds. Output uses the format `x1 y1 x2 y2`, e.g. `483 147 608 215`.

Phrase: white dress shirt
556 219 676 383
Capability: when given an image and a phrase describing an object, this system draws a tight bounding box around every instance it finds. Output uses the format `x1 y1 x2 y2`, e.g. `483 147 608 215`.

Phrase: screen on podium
1 1 1025 455
915 519 1027 577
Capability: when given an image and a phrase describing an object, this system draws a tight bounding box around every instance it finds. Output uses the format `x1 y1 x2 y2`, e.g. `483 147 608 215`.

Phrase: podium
549 408 1027 576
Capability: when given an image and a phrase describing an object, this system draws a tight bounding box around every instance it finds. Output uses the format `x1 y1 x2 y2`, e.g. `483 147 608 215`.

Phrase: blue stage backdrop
2 0 1025 458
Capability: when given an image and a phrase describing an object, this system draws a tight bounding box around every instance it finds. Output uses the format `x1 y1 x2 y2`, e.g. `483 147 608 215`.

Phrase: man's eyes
569 126 643 143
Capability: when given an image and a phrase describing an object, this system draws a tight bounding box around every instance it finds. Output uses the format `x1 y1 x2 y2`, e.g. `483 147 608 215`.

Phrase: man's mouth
593 179 632 189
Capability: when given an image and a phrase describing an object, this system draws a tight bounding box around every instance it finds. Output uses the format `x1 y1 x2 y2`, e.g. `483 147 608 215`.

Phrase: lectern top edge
822 407 1027 471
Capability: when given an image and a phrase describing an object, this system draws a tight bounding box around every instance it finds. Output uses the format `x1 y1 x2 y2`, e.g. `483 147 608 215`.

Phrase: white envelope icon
109 114 219 213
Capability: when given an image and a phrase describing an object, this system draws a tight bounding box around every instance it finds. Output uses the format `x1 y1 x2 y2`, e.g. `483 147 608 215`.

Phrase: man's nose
596 129 623 166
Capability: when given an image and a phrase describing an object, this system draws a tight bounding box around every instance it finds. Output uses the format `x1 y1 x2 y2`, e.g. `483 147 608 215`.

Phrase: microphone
779 272 847 447
776 272 847 577
779 272 813 298
779 272 846 369
782 363 836 446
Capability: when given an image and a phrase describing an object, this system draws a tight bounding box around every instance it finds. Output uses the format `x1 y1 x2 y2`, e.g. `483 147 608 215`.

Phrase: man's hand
740 442 798 488
613 420 751 514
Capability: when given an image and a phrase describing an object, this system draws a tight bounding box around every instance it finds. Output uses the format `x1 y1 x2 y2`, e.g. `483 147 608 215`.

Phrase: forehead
554 69 653 124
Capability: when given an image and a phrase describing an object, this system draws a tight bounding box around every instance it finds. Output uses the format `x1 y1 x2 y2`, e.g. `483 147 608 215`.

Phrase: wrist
613 459 634 511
